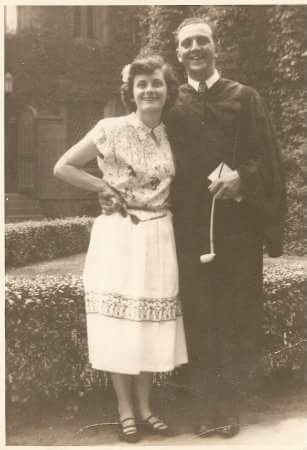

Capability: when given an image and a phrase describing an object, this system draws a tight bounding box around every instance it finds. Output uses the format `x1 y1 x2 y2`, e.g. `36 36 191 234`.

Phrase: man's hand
208 170 242 200
98 189 127 215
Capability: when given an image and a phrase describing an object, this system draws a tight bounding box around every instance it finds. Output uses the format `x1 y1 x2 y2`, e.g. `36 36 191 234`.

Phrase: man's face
176 23 216 80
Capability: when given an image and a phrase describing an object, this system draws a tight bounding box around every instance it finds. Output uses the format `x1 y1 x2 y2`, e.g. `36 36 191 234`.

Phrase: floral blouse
86 113 175 211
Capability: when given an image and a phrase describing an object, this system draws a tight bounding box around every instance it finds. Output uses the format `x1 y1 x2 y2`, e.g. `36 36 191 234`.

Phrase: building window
73 6 81 37
86 6 94 39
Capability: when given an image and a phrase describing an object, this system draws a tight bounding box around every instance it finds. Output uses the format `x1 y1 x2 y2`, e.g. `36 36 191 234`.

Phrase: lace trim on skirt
85 291 182 322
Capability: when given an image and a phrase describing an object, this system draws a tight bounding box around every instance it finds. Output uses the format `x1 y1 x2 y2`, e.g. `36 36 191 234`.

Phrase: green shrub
6 275 106 404
262 263 307 371
5 217 94 268
5 262 306 404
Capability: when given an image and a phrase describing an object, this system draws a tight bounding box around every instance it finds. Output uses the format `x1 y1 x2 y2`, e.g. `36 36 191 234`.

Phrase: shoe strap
145 415 168 429
144 414 155 422
122 426 137 434
120 417 136 425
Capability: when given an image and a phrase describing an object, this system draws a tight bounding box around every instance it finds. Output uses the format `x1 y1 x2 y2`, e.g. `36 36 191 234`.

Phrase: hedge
5 217 94 268
5 263 306 405
262 264 307 371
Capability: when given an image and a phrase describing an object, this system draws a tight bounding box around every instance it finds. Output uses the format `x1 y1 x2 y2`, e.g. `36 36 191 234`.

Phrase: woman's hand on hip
98 189 127 216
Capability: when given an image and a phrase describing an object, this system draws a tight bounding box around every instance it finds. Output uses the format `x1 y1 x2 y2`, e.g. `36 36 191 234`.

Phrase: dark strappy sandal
143 414 173 437
118 417 140 443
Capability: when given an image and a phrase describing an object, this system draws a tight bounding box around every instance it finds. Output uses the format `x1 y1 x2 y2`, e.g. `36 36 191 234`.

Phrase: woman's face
132 68 168 115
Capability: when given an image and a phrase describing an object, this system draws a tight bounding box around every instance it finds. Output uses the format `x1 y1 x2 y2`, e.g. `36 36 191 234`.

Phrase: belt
125 208 168 224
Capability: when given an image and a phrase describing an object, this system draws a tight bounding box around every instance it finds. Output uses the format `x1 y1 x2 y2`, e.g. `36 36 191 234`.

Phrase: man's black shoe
217 416 240 438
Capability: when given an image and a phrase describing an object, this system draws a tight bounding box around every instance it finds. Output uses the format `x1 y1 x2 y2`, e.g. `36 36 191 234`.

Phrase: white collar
126 112 164 145
188 69 220 92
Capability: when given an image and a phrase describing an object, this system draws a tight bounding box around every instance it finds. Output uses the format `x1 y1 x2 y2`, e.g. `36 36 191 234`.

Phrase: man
165 17 285 437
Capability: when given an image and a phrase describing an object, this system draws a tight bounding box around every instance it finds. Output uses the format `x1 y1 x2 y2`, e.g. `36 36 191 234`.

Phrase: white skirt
83 210 188 374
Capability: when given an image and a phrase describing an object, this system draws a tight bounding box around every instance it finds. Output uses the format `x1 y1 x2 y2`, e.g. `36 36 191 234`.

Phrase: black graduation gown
165 78 285 411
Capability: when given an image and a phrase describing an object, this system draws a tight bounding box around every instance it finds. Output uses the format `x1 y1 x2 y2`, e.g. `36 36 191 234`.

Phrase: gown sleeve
237 90 286 255
238 90 283 220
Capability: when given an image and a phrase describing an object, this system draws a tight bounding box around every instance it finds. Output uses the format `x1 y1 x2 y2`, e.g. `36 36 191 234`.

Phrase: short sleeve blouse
86 113 175 211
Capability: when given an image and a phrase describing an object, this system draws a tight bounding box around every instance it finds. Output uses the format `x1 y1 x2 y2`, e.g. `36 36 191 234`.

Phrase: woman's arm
53 135 125 211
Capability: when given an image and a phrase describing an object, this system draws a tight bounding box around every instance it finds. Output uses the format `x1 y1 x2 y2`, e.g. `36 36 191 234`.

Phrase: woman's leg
135 372 170 433
134 372 153 420
110 372 134 421
110 373 141 441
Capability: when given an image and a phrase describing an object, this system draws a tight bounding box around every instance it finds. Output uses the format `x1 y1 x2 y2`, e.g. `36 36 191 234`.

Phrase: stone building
5 5 138 220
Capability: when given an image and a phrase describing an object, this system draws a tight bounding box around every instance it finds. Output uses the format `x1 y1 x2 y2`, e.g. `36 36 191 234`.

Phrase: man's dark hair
173 17 216 46
120 55 178 116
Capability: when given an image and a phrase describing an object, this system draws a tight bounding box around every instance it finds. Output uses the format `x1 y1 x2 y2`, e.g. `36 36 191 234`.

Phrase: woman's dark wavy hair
120 55 178 117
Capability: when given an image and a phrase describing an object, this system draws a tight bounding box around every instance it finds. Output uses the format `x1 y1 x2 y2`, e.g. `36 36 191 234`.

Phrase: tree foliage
137 5 190 80
5 8 138 113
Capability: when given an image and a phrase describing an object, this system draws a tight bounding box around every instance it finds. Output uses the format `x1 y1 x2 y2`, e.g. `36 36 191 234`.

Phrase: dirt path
6 253 307 279
6 379 307 447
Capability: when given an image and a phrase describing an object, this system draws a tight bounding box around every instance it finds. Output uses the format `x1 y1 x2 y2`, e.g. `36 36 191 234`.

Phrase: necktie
198 81 208 98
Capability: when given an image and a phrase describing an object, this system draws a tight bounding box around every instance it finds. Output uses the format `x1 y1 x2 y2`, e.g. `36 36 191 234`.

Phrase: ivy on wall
137 5 190 80
265 6 306 255
5 6 139 113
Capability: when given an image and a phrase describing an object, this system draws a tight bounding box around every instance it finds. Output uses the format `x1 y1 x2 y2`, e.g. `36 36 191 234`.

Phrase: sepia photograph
3 3 307 447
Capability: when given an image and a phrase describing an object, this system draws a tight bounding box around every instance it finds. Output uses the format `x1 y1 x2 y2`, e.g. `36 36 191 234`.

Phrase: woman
54 55 188 443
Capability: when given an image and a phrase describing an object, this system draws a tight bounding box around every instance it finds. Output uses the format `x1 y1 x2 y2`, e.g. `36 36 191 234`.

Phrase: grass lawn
5 252 306 279
6 252 86 279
